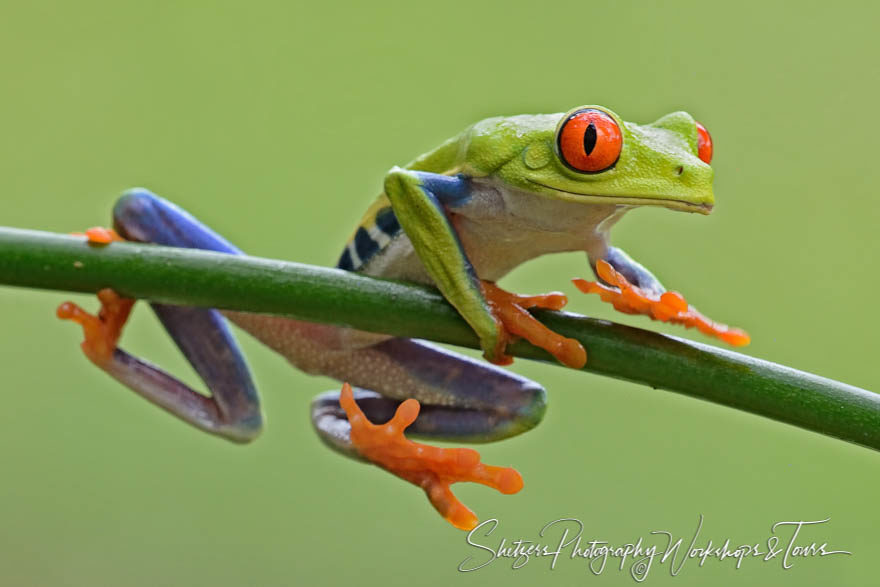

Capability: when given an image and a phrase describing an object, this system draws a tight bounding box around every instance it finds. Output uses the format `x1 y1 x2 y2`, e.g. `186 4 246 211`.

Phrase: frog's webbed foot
339 383 523 531
481 281 587 369
57 288 134 367
58 227 131 365
573 260 750 346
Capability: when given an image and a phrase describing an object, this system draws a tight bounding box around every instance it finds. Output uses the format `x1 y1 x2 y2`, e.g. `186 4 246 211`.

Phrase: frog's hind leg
310 337 547 448
306 336 547 529
57 189 262 443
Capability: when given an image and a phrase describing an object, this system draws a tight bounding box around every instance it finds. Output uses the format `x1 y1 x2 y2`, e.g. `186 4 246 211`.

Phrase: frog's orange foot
481 281 587 369
573 260 750 347
56 288 135 366
71 227 124 245
339 383 523 531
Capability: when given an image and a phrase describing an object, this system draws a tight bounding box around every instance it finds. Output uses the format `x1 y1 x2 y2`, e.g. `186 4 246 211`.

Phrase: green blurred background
0 1 876 585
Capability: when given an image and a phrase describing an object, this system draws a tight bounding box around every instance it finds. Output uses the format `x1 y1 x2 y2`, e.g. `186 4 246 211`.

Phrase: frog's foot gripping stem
57 228 131 365
57 288 134 367
573 260 750 346
481 281 587 369
73 226 125 245
339 383 523 531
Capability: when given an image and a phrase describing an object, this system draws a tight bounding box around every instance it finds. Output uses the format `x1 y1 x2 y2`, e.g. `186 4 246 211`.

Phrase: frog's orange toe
481 281 586 369
339 383 523 531
57 288 134 366
71 226 124 245
574 260 751 347
716 327 750 346
427 484 479 531
85 227 123 244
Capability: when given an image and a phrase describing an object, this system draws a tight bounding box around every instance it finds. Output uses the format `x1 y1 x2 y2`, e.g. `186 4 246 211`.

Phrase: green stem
0 228 876 450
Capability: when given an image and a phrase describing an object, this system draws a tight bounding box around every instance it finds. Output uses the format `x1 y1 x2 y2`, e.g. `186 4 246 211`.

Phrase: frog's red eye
695 121 713 164
557 109 622 173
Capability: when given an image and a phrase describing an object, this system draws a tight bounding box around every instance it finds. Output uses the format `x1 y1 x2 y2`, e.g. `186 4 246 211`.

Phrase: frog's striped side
336 194 402 271
335 128 474 272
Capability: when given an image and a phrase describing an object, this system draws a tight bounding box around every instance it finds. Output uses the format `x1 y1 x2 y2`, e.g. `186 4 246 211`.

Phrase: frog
57 105 747 531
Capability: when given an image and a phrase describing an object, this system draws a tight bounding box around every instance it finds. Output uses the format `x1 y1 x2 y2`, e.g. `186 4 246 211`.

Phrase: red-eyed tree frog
58 105 748 531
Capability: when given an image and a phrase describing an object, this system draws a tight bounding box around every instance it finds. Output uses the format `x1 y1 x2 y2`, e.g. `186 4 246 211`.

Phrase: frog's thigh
309 337 548 458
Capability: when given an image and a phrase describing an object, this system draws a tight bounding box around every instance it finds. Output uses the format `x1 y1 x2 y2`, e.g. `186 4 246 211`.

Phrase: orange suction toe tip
558 340 587 369
56 302 75 319
497 468 524 495
719 328 751 346
447 507 480 531
84 227 123 244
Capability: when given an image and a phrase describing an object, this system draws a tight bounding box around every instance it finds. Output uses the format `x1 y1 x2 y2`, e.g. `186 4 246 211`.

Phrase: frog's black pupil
583 122 597 156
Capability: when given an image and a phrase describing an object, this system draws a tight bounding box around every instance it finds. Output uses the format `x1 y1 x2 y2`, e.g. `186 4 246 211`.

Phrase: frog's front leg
57 189 263 442
383 167 585 368
580 246 750 346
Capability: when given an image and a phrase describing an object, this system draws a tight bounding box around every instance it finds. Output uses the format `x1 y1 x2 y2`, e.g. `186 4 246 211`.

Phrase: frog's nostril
676 165 684 176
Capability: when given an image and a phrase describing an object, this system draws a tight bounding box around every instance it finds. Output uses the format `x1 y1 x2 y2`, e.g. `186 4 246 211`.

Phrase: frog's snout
669 161 714 212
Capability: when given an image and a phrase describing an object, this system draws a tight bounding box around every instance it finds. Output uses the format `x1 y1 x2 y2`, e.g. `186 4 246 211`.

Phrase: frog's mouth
526 181 713 214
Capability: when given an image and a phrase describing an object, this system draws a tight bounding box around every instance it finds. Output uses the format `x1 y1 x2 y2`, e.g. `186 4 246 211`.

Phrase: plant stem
0 227 876 451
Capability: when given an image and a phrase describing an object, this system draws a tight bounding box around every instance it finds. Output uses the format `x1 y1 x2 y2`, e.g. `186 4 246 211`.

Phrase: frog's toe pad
573 260 750 346
71 226 124 245
339 383 523 531
481 281 586 369
57 288 134 365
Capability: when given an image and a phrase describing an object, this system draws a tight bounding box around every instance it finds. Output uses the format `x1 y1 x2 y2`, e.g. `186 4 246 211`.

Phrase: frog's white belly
361 177 629 284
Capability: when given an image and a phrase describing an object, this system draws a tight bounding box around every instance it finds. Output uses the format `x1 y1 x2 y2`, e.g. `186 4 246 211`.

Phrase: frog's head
468 106 714 214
